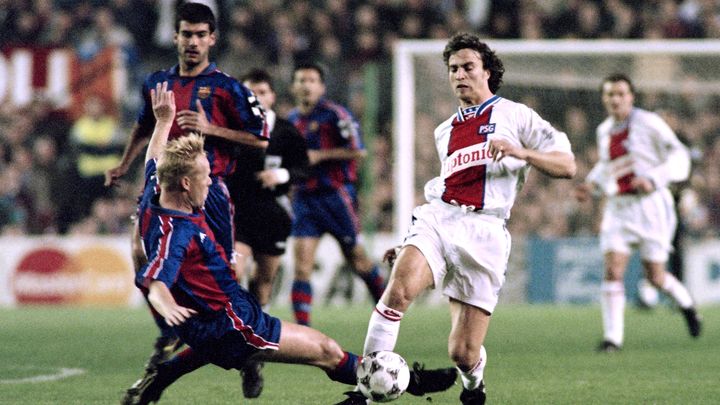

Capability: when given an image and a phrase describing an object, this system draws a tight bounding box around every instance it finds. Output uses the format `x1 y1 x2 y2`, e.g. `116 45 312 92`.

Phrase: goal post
392 39 720 237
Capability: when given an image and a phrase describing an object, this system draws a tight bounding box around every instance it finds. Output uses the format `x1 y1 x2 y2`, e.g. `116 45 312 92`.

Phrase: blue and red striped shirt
137 63 269 178
288 98 363 191
136 160 240 313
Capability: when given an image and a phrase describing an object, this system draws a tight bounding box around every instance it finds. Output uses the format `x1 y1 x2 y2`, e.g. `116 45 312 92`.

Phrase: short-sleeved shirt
136 160 281 366
423 95 573 220
137 63 269 178
586 108 690 261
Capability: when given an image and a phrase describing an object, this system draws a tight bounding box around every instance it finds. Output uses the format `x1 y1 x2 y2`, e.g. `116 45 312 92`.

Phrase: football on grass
356 351 411 402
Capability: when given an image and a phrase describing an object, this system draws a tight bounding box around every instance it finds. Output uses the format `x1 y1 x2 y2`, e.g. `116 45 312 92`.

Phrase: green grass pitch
1 304 718 404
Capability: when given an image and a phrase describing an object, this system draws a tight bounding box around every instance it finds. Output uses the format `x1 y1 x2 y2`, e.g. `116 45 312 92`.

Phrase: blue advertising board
527 237 642 304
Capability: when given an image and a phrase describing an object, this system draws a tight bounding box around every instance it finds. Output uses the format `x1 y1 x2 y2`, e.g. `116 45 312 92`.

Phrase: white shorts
600 188 676 262
403 200 510 314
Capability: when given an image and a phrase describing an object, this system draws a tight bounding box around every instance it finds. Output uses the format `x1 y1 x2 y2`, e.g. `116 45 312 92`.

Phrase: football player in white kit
336 33 576 405
575 73 702 353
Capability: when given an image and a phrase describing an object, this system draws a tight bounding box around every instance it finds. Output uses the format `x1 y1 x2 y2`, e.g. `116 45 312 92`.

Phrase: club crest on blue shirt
309 121 319 132
197 86 211 99
478 123 496 135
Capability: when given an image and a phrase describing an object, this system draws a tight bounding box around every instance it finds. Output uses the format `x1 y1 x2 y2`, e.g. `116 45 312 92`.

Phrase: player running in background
575 73 702 352
106 1 267 391
287 63 385 326
121 83 456 405
225 68 309 398
339 33 577 405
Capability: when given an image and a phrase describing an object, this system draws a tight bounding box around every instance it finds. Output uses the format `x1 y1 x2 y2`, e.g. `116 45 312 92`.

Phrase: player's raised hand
151 81 175 124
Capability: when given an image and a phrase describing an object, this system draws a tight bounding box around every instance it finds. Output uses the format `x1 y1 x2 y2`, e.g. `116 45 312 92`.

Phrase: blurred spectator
65 96 124 229
0 165 29 235
69 196 132 235
24 136 64 234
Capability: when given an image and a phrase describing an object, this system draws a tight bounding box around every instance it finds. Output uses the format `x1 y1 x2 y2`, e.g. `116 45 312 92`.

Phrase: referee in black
226 68 309 399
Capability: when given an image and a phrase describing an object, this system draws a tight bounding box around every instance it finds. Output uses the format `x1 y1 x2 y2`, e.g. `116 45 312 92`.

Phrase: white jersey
423 95 573 219
586 107 690 197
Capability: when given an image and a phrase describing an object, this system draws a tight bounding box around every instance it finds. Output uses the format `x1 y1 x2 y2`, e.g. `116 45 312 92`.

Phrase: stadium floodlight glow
392 39 720 236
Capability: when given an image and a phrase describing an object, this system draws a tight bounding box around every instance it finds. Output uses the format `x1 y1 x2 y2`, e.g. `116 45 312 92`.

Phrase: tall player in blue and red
105 1 267 377
287 63 385 326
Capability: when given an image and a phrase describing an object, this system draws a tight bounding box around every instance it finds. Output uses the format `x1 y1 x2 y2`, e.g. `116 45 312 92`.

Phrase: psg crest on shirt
478 123 495 135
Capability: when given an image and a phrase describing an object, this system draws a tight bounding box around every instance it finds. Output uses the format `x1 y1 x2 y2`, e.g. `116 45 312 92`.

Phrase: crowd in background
0 0 719 239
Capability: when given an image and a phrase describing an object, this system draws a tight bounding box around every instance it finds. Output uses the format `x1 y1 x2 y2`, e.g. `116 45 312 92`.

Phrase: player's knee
647 272 665 288
603 267 624 281
383 287 410 311
449 342 481 371
294 262 314 280
317 335 345 368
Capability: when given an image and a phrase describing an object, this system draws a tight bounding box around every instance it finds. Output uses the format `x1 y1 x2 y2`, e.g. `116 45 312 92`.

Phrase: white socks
601 281 625 346
363 302 403 355
660 273 694 308
459 345 487 390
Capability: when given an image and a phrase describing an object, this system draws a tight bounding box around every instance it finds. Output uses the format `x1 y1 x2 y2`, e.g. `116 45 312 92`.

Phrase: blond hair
157 133 206 191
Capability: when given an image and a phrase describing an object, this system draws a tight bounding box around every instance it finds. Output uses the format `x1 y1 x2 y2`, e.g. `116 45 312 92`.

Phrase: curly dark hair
442 32 505 94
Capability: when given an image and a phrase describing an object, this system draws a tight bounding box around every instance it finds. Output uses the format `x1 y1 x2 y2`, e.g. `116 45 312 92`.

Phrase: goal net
392 39 720 237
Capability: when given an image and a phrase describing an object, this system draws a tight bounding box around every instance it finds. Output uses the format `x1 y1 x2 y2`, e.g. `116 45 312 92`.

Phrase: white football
356 351 411 402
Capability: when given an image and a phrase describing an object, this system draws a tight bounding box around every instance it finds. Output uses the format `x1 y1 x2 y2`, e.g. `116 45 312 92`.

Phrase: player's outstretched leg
240 359 264 398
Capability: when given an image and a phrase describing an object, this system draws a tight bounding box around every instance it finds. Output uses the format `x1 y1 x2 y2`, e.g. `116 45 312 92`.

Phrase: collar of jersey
456 95 501 122
168 62 218 77
151 203 203 218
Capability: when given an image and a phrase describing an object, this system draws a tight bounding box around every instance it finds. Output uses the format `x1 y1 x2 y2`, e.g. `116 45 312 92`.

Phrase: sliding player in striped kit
122 83 356 405
339 32 577 405
576 73 702 353
107 2 268 398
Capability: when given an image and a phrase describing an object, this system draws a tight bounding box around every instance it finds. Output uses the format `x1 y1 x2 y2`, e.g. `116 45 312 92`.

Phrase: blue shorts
175 290 282 370
204 177 235 261
291 185 360 252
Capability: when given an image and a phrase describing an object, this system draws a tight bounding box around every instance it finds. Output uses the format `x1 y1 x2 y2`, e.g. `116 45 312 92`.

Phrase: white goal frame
392 39 720 236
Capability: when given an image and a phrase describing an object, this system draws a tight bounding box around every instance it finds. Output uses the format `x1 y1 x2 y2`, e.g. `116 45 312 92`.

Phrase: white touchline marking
0 367 86 384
